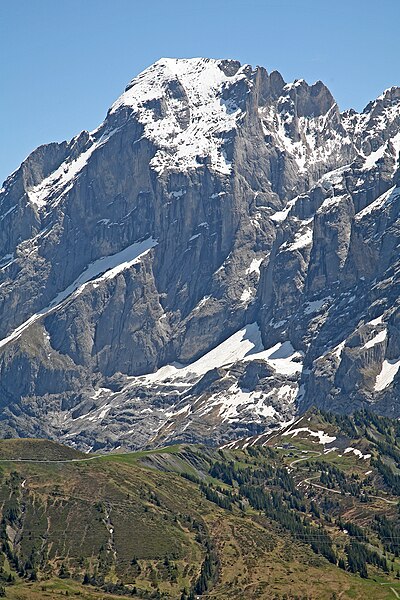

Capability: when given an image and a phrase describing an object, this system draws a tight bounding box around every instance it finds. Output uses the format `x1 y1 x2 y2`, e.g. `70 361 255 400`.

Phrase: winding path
288 451 398 505
289 450 321 468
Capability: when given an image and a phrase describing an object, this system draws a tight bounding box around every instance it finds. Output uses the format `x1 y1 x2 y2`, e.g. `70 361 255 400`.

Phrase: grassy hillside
0 438 85 461
1 410 400 598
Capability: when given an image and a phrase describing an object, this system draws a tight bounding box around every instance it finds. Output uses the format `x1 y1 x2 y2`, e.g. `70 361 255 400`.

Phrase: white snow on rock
304 297 331 315
246 257 263 275
282 227 313 252
27 129 117 209
355 186 399 221
269 318 288 329
260 102 350 175
199 385 279 423
0 253 14 269
368 315 384 327
344 448 371 460
363 328 387 350
240 288 253 303
0 238 156 350
141 322 302 385
317 192 347 213
282 427 336 445
362 144 387 170
188 380 298 424
375 358 400 391
111 57 249 175
333 340 346 359
0 204 17 221
142 322 264 384
270 208 291 223
361 131 400 172
243 340 303 376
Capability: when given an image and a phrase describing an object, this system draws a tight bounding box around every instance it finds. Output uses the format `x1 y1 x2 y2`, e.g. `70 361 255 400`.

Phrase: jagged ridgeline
0 58 400 450
0 410 400 598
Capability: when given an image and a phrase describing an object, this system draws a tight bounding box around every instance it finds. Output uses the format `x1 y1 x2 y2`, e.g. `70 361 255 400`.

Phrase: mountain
1 410 400 599
0 58 400 451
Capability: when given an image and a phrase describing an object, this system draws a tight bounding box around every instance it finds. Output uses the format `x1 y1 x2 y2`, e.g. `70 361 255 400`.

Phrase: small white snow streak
333 341 345 359
281 227 313 252
0 204 17 221
304 297 331 315
355 186 399 220
362 145 386 169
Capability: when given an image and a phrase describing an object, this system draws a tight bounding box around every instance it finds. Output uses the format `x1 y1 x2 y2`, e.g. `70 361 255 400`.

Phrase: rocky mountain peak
1 58 400 451
110 57 254 175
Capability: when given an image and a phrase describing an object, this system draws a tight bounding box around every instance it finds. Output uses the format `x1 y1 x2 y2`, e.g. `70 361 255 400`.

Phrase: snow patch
282 427 336 445
362 145 387 170
355 186 399 220
246 257 263 275
344 448 371 460
27 130 117 209
362 328 387 350
243 340 303 375
142 323 265 384
304 297 331 315
374 358 400 391
138 323 302 387
282 228 313 252
240 288 253 303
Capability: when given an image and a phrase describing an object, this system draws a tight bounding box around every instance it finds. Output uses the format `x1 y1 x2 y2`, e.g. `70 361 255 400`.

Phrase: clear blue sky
1 0 399 184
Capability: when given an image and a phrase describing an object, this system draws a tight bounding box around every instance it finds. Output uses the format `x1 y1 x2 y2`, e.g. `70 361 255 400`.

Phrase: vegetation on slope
0 410 400 598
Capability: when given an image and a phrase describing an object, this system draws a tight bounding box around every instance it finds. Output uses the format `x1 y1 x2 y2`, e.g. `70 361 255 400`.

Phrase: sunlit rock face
0 58 399 450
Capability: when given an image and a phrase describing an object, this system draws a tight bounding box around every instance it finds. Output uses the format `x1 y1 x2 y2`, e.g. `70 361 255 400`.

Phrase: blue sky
1 0 399 184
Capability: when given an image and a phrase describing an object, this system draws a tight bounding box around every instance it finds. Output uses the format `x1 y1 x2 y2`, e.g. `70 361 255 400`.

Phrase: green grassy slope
1 410 400 599
0 438 85 461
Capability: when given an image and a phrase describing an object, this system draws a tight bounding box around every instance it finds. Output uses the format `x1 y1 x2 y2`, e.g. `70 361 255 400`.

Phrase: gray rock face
0 57 399 450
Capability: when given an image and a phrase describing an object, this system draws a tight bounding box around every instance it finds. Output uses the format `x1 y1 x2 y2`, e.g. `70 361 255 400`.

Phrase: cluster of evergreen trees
345 541 388 578
314 462 361 496
193 542 219 595
199 483 233 510
208 452 339 566
373 458 400 495
337 520 368 542
374 514 400 555
240 484 336 564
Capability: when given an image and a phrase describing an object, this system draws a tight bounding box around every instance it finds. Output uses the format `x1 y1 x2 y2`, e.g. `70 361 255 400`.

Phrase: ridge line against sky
1 0 399 184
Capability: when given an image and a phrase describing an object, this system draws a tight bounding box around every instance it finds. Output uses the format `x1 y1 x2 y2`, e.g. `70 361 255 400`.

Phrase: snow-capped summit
110 57 252 174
